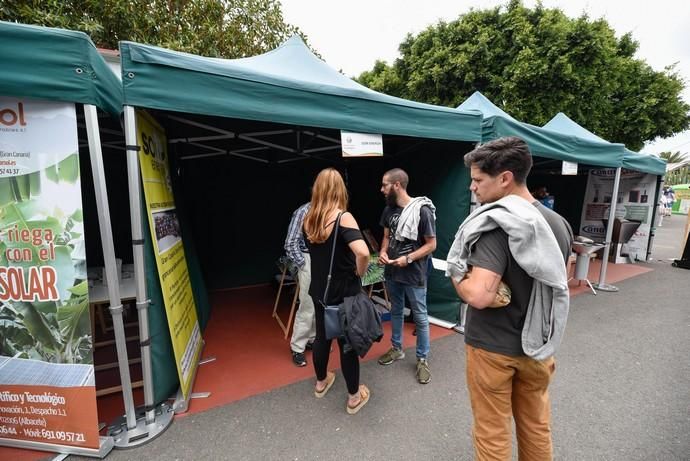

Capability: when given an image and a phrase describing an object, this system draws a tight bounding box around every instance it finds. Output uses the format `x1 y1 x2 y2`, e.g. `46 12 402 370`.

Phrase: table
88 277 142 397
88 277 137 334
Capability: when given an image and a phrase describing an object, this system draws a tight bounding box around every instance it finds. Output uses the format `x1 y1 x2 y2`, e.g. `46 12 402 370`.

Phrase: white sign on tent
341 131 383 157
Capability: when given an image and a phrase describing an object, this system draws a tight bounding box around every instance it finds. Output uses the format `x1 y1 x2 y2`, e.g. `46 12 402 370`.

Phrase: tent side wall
177 139 473 288
398 145 472 322
172 136 474 322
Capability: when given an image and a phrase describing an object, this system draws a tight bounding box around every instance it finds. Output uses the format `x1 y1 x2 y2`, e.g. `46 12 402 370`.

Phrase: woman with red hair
304 168 371 414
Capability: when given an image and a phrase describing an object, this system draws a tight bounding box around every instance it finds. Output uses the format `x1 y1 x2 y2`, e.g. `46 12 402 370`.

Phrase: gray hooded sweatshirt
445 195 569 360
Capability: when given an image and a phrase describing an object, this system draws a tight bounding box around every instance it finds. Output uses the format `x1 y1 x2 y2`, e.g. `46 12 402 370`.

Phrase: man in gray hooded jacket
449 137 573 461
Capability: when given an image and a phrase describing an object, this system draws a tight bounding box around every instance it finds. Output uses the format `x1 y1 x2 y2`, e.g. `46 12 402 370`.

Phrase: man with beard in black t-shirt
377 168 436 384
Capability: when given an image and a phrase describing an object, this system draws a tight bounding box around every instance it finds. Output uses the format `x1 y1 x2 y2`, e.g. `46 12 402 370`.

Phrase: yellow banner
136 110 201 400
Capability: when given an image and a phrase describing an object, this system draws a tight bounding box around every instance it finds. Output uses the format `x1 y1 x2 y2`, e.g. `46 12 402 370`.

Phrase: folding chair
271 258 300 339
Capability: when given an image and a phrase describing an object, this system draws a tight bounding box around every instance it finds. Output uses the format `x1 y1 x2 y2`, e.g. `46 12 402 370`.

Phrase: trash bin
572 241 605 294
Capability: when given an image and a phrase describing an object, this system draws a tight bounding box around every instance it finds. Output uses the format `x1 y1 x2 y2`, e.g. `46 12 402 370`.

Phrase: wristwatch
406 254 413 265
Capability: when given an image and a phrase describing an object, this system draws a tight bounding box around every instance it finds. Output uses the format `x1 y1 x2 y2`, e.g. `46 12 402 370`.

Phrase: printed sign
579 168 656 262
562 161 578 175
672 185 690 215
341 131 383 157
136 110 202 400
0 97 99 450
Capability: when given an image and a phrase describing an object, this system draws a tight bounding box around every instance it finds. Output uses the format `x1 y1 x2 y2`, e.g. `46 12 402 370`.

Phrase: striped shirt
284 202 310 268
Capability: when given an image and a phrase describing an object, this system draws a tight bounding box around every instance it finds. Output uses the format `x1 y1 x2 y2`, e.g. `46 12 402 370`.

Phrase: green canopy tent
543 112 667 281
456 92 633 232
116 36 483 405
0 21 122 117
120 36 481 141
458 92 627 167
0 21 137 456
543 113 666 176
456 92 652 298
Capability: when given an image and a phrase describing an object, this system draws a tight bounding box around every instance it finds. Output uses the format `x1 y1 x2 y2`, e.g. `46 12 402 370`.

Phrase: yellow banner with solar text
136 110 201 400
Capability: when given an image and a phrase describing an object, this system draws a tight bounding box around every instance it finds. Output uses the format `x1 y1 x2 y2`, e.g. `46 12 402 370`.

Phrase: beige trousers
465 344 555 461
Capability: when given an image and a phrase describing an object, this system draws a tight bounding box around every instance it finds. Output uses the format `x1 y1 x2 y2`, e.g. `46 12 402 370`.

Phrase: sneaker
378 347 405 365
305 340 315 351
292 351 307 367
416 358 431 384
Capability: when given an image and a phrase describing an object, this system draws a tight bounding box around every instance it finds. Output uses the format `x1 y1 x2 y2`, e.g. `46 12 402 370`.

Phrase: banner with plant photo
0 97 99 449
136 110 202 401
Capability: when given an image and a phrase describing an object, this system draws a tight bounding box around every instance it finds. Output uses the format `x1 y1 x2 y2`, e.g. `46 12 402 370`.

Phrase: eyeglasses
381 182 394 187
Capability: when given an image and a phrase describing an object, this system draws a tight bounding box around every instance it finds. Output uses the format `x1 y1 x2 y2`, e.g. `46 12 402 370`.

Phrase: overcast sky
281 0 690 156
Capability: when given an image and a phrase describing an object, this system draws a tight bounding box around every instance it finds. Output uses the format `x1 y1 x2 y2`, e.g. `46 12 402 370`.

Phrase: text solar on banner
136 110 202 400
0 97 100 450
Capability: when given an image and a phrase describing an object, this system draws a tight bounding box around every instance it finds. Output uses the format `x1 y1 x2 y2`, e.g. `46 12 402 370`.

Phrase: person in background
447 137 573 460
377 168 437 384
664 187 675 216
532 185 554 209
658 193 668 226
303 168 371 414
284 202 315 367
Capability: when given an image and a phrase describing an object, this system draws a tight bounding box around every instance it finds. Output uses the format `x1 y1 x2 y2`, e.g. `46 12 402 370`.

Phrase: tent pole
594 167 622 292
83 104 136 431
125 106 155 424
105 105 174 448
647 176 663 261
123 105 156 425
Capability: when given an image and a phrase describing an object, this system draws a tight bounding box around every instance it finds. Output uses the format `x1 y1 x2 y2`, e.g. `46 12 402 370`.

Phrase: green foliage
659 151 688 164
661 151 690 185
665 167 690 186
361 255 385 288
0 0 305 58
357 1 690 151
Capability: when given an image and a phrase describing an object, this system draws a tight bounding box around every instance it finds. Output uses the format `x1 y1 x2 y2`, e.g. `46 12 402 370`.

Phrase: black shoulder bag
322 212 344 340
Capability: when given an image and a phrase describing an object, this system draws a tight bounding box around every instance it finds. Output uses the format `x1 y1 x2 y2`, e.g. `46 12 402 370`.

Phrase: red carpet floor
1 259 652 460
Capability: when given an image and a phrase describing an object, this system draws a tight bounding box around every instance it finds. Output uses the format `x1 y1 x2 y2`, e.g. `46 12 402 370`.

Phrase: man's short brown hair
464 137 533 184
383 168 409 189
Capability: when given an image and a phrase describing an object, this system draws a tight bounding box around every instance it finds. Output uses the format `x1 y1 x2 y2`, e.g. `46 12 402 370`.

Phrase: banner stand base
172 342 208 415
107 402 174 449
593 283 619 292
0 435 113 458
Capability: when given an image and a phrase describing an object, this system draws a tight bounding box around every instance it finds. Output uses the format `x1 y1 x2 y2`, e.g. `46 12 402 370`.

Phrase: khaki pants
465 344 555 461
290 252 315 353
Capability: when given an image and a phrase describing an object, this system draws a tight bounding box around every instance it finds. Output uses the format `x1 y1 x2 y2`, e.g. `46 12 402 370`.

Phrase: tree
357 0 690 151
659 151 688 164
0 0 304 58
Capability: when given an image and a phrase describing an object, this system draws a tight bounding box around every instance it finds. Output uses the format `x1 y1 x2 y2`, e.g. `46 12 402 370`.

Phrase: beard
385 189 398 207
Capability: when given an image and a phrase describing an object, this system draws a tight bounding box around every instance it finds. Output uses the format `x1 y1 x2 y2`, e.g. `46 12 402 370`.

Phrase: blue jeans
386 280 430 359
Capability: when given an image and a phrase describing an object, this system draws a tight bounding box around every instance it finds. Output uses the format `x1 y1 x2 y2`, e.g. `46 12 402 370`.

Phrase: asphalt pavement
72 215 690 461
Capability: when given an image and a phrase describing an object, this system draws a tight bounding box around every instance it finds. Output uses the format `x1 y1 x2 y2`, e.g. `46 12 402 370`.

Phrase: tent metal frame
167 114 342 164
594 167 622 292
101 106 174 449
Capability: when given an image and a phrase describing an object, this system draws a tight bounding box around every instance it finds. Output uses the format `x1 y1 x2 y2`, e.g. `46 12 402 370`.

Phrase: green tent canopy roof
0 21 123 116
457 91 517 121
544 113 666 176
457 92 626 168
119 36 482 142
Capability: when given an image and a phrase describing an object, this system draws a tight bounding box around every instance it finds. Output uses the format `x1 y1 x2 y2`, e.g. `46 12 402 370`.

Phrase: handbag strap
322 211 344 304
